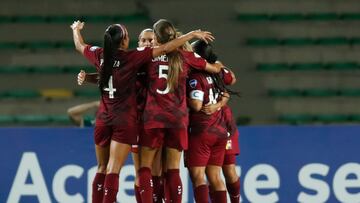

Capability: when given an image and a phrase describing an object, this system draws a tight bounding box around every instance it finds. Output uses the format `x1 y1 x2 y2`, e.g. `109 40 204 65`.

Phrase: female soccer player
71 20 215 203
192 40 240 203
138 19 224 203
76 28 164 203
185 40 231 203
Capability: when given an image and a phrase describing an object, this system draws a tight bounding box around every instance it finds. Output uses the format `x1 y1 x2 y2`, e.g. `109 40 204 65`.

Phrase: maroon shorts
185 133 227 167
225 129 240 155
223 154 237 165
140 128 188 150
94 125 138 147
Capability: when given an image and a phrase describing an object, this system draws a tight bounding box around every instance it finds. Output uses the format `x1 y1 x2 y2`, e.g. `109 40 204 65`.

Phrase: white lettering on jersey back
206 77 213 84
152 55 168 62
113 60 120 67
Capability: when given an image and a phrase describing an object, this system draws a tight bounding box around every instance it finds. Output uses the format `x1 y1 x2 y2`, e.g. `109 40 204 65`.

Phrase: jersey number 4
104 76 116 99
156 65 170 95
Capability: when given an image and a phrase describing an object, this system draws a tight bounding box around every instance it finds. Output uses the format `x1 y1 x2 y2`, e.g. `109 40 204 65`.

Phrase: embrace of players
71 19 240 203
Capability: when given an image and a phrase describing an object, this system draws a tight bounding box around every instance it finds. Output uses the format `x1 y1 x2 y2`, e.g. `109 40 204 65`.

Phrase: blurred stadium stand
1 0 360 126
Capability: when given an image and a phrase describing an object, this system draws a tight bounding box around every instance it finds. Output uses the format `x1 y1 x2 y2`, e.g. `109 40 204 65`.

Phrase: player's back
143 54 189 129
187 70 228 137
83 45 152 127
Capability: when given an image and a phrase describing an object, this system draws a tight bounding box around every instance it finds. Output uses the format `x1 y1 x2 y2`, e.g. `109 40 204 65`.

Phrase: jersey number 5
156 65 170 95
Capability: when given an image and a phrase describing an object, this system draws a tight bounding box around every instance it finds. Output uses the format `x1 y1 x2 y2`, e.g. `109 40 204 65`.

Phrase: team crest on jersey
89 46 100 51
189 79 197 88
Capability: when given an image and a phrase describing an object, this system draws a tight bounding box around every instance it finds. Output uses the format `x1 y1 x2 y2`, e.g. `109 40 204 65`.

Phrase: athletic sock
214 190 227 203
165 169 182 203
102 173 119 203
194 184 209 203
163 172 170 203
209 186 215 203
139 167 153 203
92 173 105 203
226 178 240 203
134 185 142 203
152 176 163 203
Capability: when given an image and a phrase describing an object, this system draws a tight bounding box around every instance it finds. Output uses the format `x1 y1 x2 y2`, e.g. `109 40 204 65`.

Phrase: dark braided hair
191 40 240 98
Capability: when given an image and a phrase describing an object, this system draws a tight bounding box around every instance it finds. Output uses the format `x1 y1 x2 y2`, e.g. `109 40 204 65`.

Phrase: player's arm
222 67 236 85
77 70 99 85
152 30 215 58
201 92 230 115
70 20 88 54
79 71 99 85
188 97 203 112
67 101 100 127
204 61 224 73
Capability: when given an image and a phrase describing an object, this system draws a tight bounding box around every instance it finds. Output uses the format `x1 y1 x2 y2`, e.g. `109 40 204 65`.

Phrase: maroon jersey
83 45 152 127
187 71 228 138
136 66 147 114
143 50 206 129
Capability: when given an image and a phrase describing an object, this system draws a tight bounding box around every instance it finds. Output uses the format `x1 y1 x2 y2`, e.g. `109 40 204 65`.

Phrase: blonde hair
177 31 193 51
154 19 183 92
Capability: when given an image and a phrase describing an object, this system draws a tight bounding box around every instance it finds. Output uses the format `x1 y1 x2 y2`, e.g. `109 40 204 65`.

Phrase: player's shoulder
126 46 151 54
180 50 201 58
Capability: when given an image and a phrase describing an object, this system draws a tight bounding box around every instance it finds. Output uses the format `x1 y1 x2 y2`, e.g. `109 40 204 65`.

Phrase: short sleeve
187 74 205 101
221 68 233 85
182 51 207 70
83 45 103 72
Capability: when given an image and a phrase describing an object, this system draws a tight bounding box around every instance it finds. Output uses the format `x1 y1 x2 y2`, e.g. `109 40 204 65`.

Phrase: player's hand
191 30 215 44
77 70 86 85
70 20 85 31
201 103 220 115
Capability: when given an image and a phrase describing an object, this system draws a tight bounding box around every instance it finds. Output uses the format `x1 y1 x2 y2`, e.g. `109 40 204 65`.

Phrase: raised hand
70 20 85 31
191 30 215 44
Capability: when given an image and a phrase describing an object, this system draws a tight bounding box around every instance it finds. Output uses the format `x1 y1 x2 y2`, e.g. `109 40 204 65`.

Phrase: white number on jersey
103 76 116 99
156 65 170 95
206 88 219 105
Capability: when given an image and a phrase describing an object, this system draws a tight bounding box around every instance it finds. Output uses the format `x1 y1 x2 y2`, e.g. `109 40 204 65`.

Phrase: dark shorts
94 125 138 147
223 154 237 165
140 128 188 150
185 133 227 167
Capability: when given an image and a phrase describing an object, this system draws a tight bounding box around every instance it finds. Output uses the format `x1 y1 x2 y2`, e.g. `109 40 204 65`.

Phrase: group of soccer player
71 18 240 203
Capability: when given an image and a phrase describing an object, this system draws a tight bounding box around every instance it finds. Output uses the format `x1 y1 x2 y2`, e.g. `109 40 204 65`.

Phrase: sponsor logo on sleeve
194 53 201 58
89 46 99 51
137 47 146 51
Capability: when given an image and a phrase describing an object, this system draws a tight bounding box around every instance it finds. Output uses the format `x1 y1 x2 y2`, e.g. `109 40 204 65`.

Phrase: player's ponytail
99 24 126 93
154 19 183 92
